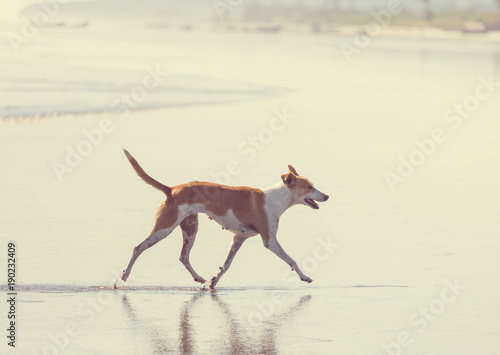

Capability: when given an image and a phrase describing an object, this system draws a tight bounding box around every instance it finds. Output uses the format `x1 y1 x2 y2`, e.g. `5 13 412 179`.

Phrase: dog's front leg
209 235 247 289
265 239 312 283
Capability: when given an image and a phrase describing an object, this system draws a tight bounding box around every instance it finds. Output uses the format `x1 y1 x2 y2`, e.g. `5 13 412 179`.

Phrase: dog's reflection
121 291 311 354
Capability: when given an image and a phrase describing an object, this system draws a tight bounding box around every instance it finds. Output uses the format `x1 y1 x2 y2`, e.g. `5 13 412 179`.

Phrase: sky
0 0 497 24
0 0 34 23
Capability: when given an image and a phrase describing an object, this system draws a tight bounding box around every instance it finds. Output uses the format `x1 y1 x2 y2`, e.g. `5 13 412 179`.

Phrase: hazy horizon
1 0 498 25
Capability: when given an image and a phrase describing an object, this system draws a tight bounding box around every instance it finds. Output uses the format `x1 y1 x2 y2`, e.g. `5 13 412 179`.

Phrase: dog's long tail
122 149 172 195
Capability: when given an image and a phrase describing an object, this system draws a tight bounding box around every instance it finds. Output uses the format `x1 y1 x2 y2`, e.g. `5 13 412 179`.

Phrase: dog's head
281 165 329 209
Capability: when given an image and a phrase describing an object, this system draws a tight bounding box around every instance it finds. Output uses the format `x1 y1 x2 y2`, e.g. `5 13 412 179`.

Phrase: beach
0 25 499 354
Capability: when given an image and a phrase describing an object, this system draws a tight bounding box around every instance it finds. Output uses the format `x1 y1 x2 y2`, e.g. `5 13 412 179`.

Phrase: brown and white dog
118 149 329 289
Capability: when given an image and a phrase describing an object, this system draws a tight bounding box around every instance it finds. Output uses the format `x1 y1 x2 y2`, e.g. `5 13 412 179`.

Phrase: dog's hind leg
179 214 205 284
121 201 184 282
209 235 246 289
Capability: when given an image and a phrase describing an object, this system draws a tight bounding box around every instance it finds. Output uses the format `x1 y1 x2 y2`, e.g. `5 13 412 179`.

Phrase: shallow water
1 26 499 354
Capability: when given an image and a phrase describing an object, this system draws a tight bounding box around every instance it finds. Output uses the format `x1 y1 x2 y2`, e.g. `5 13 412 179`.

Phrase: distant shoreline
3 20 500 44
149 22 500 43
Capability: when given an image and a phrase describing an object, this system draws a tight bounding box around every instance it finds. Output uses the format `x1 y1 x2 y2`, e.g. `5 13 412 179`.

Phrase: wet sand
1 28 499 354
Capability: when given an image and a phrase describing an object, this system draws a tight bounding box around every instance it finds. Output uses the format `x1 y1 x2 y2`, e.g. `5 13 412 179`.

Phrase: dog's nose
324 195 329 201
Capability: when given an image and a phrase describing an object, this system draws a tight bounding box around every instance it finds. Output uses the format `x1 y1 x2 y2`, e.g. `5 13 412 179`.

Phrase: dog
118 149 329 289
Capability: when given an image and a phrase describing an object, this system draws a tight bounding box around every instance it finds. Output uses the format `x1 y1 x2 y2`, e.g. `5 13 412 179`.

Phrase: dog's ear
281 172 296 186
288 165 299 176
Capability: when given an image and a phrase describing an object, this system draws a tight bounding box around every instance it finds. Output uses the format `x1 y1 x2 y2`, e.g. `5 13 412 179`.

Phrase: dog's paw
194 277 206 284
121 273 128 282
300 276 313 283
209 276 218 289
